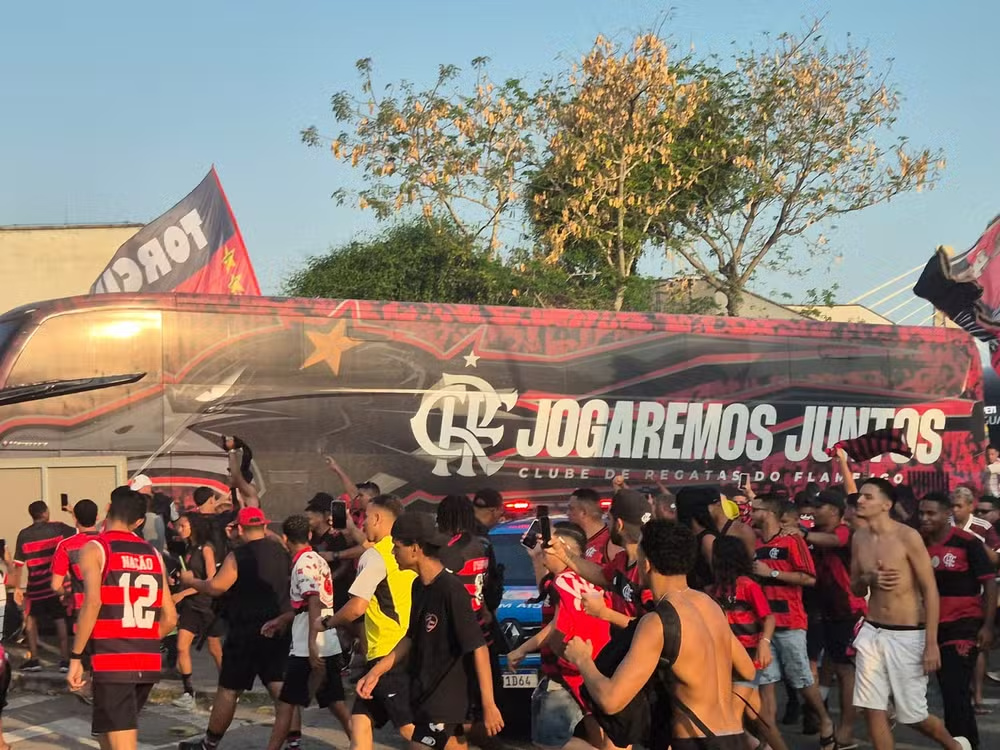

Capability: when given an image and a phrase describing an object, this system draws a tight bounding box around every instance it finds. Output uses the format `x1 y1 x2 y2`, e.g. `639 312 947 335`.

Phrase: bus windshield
0 318 21 359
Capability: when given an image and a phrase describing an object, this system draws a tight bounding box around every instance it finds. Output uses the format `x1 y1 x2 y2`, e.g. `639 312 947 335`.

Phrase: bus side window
7 310 162 387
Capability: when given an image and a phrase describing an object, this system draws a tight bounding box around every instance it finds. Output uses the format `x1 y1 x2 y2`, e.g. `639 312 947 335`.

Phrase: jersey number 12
120 573 159 629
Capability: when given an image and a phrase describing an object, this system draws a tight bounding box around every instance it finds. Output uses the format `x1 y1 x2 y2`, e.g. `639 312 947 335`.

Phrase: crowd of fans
1 440 999 750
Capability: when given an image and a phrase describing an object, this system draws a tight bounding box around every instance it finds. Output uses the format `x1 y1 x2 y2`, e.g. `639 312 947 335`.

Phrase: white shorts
852 622 928 725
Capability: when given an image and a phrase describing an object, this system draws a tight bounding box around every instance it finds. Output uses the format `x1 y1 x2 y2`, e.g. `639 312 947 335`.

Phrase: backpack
583 600 724 750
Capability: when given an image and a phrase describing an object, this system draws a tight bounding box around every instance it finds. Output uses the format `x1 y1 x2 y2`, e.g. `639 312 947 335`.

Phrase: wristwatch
769 569 779 579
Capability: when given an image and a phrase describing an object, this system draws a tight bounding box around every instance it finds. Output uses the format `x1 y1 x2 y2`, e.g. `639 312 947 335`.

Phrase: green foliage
282 220 514 305
304 21 941 316
281 219 694 313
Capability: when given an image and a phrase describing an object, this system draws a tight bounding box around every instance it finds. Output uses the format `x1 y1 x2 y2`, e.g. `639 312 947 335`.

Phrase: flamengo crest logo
410 374 518 477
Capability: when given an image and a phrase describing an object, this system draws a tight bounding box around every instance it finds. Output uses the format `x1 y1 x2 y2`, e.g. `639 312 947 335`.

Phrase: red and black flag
90 168 260 296
914 215 1000 372
825 427 912 462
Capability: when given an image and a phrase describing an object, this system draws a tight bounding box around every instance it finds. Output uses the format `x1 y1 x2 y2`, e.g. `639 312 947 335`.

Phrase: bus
0 293 985 522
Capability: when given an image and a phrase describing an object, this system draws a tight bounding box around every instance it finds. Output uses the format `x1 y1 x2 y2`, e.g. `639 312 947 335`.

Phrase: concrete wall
655 277 807 320
0 224 142 314
788 304 893 324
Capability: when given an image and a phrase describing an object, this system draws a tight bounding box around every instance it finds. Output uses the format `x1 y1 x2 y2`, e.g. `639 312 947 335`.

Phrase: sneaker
20 658 42 672
987 670 1000 683
178 740 207 750
172 692 197 710
58 660 69 673
955 738 972 750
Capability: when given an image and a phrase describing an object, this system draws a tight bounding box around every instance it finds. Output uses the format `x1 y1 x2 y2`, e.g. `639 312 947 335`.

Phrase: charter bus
0 293 986 520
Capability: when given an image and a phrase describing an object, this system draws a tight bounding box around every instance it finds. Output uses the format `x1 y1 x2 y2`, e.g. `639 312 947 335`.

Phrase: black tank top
225 537 291 635
181 543 214 614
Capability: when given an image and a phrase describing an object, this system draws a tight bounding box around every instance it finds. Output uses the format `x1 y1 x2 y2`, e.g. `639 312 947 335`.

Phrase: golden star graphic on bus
302 321 362 375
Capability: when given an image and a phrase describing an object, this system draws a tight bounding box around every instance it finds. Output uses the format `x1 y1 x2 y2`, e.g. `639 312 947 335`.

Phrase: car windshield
491 534 537 588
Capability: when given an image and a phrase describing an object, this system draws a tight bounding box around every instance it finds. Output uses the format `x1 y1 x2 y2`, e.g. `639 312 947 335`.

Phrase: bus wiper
0 373 146 406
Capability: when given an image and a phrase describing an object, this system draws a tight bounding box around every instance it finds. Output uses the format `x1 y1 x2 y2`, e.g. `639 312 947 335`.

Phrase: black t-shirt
407 570 486 724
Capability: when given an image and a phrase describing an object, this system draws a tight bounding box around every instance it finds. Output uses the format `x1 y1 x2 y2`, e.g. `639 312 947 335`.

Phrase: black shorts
823 619 859 666
279 656 346 707
351 660 413 729
412 723 464 747
27 596 67 624
805 612 825 662
177 607 226 639
219 632 290 692
92 682 153 735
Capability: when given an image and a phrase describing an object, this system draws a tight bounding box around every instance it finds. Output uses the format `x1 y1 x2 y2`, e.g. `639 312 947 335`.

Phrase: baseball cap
805 488 847 512
192 487 215 507
472 488 502 509
129 474 153 492
391 512 452 547
237 507 271 527
305 492 336 513
675 486 722 507
721 498 741 520
610 489 652 526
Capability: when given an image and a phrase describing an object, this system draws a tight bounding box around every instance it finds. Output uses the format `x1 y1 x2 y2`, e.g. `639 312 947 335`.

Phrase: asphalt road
3 674 1000 749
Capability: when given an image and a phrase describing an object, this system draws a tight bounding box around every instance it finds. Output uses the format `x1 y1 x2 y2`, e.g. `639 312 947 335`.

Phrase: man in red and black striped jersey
67 487 177 750
799 488 867 749
13 500 74 672
750 495 836 748
565 488 619 566
51 499 101 624
921 492 997 749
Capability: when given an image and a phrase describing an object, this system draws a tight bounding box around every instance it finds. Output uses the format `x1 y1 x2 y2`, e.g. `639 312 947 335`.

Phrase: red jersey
439 532 494 646
601 550 643 617
927 528 994 647
755 533 814 631
14 521 74 604
812 524 867 622
708 576 771 658
52 531 101 612
89 531 164 684
584 526 612 566
540 571 611 707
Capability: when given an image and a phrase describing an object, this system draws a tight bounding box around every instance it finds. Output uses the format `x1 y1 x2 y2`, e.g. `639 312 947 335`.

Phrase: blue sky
2 0 998 318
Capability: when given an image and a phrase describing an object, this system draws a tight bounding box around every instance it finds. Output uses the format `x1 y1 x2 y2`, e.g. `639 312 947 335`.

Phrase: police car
488 517 548 736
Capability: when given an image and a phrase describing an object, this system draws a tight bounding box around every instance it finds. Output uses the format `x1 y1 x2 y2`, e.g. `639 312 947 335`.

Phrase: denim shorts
531 678 583 748
758 629 814 689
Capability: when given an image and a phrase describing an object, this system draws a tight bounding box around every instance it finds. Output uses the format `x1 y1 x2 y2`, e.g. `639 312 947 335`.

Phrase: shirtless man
850 477 972 750
564 519 753 750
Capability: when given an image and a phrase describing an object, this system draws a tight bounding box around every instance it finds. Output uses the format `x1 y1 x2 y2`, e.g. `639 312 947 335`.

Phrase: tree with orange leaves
668 21 944 315
532 34 731 311
302 57 537 257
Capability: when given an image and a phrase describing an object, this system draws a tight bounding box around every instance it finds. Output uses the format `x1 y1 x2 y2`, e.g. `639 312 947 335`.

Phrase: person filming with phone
546 490 650 628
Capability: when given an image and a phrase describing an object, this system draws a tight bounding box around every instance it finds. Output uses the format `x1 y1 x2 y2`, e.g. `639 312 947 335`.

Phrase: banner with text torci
90 168 261 296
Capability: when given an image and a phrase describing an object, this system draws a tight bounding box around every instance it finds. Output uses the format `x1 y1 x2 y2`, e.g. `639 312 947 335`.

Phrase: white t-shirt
290 548 341 658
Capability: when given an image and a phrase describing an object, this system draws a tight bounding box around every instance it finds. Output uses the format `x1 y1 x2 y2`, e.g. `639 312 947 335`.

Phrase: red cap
237 507 270 527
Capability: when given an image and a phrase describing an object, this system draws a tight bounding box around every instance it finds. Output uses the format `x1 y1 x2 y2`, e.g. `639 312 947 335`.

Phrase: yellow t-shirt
348 534 416 660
